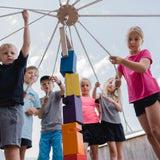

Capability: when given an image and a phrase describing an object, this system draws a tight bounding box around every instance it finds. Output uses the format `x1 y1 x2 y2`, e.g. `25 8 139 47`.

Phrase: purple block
63 95 83 124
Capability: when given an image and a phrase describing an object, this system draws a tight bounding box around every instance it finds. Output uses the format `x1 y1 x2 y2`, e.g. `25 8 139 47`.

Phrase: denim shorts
133 92 160 117
0 105 24 148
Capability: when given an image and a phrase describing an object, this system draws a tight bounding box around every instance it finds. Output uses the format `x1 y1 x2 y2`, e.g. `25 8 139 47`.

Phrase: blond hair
126 26 144 40
0 43 18 53
80 78 92 87
26 66 39 77
102 77 122 104
26 65 38 71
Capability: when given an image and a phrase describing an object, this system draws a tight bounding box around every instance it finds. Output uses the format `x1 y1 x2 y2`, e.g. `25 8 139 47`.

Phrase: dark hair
40 75 50 83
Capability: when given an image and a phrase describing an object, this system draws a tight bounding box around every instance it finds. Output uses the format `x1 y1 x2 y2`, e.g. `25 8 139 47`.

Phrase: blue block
63 95 83 124
60 50 77 77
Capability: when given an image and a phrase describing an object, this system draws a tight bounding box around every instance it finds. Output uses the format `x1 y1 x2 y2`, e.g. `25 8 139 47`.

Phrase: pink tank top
81 96 99 124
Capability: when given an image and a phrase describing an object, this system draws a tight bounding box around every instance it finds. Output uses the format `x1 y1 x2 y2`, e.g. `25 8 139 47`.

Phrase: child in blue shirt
20 66 41 160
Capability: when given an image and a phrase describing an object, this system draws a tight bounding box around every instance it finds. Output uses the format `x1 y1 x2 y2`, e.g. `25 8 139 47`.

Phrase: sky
0 0 160 159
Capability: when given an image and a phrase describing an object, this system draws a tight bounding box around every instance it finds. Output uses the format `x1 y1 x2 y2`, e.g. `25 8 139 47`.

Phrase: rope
122 108 133 132
63 17 73 50
72 0 80 6
29 10 57 17
0 11 22 18
66 0 70 5
79 14 160 17
38 22 59 69
59 0 62 6
51 41 61 76
46 40 61 96
25 21 59 91
77 0 102 11
74 24 101 88
77 21 132 131
78 21 119 79
69 26 74 50
117 89 133 132
0 10 57 42
0 6 55 12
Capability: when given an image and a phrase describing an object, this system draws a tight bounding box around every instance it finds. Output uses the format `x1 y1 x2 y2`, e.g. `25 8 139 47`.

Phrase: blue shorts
101 121 126 142
38 130 63 160
80 123 106 146
0 105 24 148
133 92 160 117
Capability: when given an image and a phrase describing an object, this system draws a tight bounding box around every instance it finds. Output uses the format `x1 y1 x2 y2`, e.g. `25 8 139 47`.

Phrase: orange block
64 154 87 160
62 122 84 156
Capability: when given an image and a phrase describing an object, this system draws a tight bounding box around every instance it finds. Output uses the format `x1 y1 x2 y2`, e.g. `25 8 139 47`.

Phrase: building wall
87 131 158 160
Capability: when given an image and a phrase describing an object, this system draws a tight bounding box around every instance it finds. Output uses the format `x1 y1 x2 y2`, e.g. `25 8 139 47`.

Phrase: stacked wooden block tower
60 49 87 160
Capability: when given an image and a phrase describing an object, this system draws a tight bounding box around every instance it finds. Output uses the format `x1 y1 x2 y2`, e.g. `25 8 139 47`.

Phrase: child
38 75 65 160
110 26 160 159
80 78 106 160
20 66 41 160
93 78 125 160
0 10 30 160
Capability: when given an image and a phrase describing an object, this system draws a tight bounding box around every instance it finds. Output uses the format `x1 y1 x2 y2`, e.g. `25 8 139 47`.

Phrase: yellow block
62 122 84 156
65 73 81 97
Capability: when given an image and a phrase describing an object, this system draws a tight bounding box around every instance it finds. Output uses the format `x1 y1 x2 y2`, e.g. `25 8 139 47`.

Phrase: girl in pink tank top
80 78 105 160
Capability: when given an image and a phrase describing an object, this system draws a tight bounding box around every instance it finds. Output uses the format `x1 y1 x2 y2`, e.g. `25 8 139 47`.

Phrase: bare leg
20 146 27 160
4 145 20 160
108 142 117 160
90 145 99 160
138 111 160 159
116 142 123 160
146 101 160 144
84 142 89 155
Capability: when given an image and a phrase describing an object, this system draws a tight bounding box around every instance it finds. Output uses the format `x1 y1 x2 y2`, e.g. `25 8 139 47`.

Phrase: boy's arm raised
21 10 30 58
51 76 65 96
58 81 65 96
38 96 49 119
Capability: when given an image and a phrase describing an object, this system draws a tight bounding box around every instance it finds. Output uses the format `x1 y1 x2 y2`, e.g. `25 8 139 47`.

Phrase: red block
64 154 87 160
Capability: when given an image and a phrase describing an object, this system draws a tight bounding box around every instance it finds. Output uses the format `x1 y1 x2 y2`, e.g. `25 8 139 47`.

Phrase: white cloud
8 16 19 25
77 55 112 79
28 56 40 66
77 55 92 77
94 56 112 76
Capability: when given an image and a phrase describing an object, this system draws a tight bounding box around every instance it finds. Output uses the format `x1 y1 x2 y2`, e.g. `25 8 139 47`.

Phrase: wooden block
66 34 73 50
60 50 77 77
62 122 84 156
63 95 83 124
60 26 68 57
62 122 82 133
64 154 87 160
65 73 81 97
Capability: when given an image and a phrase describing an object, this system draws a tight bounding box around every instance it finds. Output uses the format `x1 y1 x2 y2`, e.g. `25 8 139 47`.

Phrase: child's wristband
58 80 62 86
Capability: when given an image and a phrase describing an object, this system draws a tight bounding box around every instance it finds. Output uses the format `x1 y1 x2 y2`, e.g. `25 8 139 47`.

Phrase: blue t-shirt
22 84 41 140
0 51 28 107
